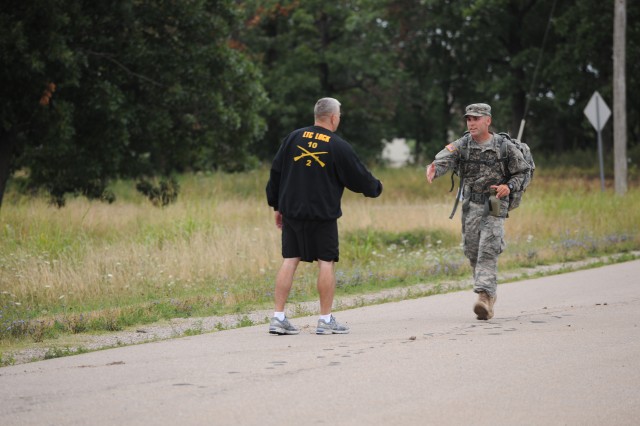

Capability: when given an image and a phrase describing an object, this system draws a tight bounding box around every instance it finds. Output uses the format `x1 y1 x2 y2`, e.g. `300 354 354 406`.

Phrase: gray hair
314 97 341 118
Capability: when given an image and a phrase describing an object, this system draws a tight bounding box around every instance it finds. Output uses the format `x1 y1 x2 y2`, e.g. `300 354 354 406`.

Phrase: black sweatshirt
266 125 382 220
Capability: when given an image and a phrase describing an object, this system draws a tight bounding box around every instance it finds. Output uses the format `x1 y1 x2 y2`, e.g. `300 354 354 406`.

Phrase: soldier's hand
490 184 510 199
275 211 283 229
426 163 436 183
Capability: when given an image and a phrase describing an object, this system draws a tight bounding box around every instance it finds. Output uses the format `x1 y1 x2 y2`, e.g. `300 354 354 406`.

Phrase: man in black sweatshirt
266 97 383 335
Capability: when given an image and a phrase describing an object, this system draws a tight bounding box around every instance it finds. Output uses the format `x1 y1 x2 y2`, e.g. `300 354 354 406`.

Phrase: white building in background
381 138 413 168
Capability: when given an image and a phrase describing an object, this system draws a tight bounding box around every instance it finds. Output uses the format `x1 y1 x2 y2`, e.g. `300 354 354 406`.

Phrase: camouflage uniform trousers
461 201 506 297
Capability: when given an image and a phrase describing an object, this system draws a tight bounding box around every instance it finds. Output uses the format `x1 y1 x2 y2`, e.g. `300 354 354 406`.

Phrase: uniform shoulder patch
445 143 457 152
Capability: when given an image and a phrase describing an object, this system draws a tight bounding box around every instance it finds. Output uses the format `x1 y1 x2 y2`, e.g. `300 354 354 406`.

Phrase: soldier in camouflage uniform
425 103 530 320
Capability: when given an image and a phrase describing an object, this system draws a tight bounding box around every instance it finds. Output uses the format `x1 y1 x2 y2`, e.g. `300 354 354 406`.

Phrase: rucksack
497 132 535 210
449 132 535 218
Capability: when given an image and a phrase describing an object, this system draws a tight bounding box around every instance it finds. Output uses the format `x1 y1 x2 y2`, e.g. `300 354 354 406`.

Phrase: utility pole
613 0 627 195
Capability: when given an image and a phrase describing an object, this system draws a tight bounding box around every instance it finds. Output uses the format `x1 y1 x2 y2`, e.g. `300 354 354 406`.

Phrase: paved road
2 260 639 426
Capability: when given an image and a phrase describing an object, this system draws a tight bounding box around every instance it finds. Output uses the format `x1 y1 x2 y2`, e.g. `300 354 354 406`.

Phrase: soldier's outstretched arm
426 163 436 183
426 140 462 184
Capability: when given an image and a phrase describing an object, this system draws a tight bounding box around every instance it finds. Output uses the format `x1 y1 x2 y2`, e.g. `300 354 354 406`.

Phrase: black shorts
282 217 339 263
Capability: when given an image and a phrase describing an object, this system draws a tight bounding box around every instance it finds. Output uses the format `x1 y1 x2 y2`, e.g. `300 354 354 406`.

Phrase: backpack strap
497 132 512 180
448 134 471 219
456 133 471 174
462 133 471 161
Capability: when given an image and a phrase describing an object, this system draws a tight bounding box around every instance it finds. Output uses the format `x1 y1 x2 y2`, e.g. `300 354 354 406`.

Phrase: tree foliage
241 0 639 164
239 0 400 159
1 0 638 207
1 0 266 207
387 0 474 157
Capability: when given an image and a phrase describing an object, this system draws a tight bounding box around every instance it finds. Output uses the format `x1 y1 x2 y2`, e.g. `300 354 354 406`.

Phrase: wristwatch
507 182 514 192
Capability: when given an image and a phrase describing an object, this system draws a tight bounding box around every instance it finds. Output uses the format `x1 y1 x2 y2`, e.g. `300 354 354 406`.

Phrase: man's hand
490 184 510 199
426 163 436 183
275 211 283 229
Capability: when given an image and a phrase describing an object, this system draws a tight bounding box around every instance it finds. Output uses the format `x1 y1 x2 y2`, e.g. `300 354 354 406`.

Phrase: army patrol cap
464 103 492 117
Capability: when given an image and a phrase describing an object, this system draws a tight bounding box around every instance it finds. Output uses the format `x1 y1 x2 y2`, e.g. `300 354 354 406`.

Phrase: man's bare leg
315 260 349 334
274 257 300 312
317 260 335 315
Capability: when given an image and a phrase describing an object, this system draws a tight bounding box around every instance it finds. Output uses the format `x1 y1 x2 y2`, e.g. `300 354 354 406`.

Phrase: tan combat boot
487 294 497 320
474 291 494 320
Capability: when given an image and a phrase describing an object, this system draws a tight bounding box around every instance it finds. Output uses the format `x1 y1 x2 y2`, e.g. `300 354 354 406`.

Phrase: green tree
452 0 639 158
544 0 640 154
1 0 266 207
385 0 639 162
239 0 400 160
387 0 476 159
387 0 569 157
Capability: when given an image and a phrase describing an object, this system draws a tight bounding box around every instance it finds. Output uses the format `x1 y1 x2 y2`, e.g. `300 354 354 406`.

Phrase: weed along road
2 260 640 426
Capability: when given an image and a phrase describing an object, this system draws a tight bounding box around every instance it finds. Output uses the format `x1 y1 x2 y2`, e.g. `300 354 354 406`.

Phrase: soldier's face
466 115 491 139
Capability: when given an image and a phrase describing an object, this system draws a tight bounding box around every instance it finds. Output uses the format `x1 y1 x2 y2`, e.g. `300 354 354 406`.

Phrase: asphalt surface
1 260 639 426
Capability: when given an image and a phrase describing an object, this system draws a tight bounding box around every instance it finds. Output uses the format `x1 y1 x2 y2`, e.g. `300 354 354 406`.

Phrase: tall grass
1 166 639 342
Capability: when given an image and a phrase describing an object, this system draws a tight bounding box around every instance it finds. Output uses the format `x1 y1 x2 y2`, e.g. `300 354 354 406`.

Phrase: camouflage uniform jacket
433 133 530 195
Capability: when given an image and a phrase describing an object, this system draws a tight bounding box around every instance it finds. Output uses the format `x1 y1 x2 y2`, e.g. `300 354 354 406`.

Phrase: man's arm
426 163 436 183
335 142 382 198
265 168 281 210
274 211 283 229
265 140 286 210
425 139 462 183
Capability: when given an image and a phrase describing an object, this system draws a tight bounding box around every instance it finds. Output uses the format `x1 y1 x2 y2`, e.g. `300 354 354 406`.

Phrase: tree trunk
412 103 423 161
317 12 332 94
0 129 17 210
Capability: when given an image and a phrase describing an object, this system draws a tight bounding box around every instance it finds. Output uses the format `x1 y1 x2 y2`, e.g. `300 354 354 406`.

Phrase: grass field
1 165 639 352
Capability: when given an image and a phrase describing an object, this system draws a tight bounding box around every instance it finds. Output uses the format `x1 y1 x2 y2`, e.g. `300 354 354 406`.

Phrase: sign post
583 91 611 191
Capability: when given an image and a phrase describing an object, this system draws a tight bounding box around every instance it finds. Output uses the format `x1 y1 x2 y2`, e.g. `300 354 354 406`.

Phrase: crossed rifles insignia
294 145 328 167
